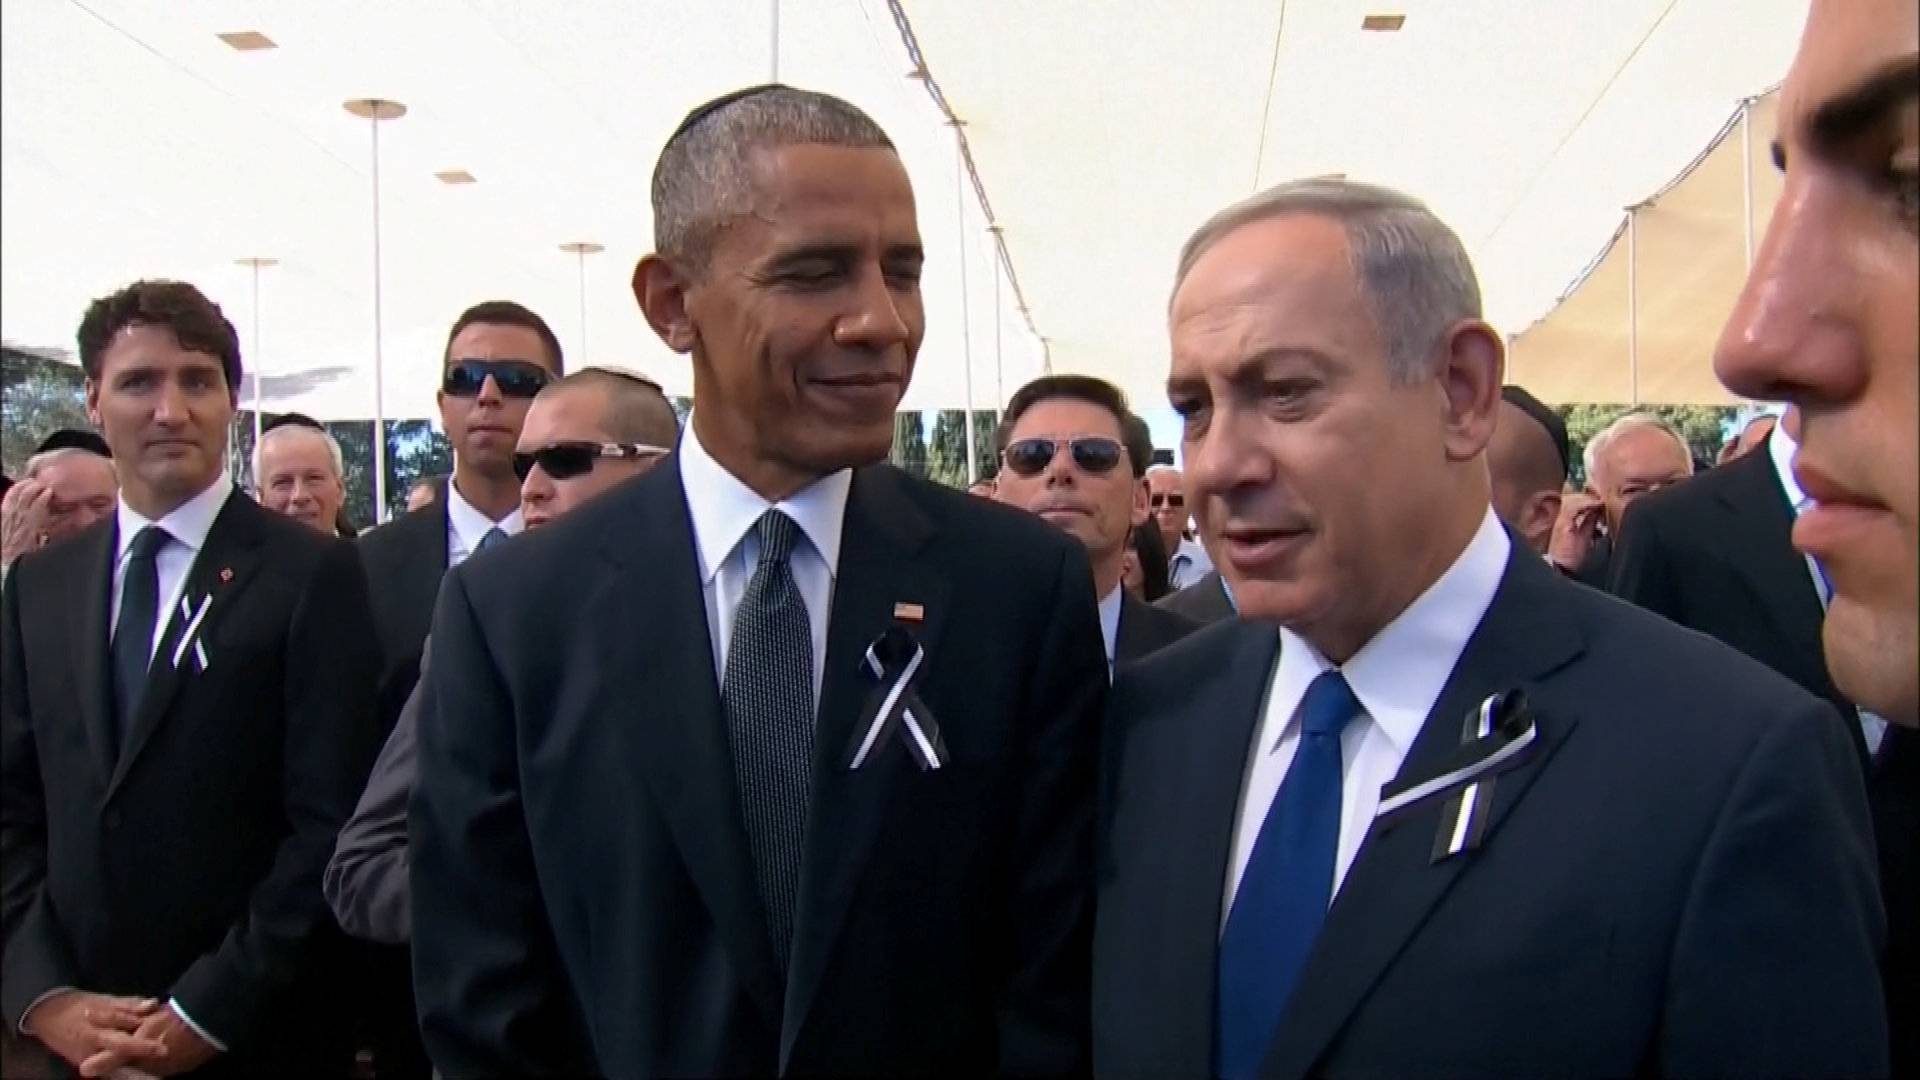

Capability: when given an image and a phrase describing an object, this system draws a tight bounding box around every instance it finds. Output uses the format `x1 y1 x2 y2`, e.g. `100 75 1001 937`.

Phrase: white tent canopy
3 0 1807 420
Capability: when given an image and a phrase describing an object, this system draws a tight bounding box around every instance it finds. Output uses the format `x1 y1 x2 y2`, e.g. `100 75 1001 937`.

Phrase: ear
1522 489 1562 556
1130 473 1151 527
635 255 699 355
84 377 102 428
1436 319 1505 463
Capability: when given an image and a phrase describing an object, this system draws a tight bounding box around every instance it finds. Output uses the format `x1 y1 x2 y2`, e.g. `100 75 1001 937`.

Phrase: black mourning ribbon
1373 689 1539 862
845 625 947 771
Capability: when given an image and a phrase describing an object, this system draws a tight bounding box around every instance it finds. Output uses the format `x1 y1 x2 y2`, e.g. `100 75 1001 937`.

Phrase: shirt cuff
17 986 76 1035
168 999 228 1053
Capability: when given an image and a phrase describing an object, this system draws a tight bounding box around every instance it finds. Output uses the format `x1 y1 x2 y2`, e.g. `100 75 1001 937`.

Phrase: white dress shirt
1769 426 1888 755
1098 585 1124 674
1223 508 1510 923
110 473 233 659
679 421 851 710
444 476 524 567
1168 536 1214 589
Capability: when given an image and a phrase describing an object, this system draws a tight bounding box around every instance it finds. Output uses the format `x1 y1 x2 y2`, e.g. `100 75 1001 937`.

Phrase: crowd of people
0 0 1913 1076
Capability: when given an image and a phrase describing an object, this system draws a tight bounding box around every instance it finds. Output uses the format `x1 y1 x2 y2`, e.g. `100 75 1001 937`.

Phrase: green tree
926 409 996 488
890 411 928 478
1559 404 1738 488
2 347 91 476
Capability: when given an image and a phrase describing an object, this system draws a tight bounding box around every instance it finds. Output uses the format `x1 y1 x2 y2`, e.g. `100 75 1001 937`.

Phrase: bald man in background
0 448 118 576
1486 386 1568 556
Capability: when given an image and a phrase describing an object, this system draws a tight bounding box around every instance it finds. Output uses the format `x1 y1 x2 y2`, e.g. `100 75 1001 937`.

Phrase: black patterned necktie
111 525 170 748
721 509 815 967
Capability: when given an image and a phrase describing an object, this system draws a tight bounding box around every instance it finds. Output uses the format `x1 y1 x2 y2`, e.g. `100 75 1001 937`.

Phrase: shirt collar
1098 585 1125 664
1767 424 1805 509
678 416 852 585
1277 507 1511 754
116 472 232 560
446 475 525 551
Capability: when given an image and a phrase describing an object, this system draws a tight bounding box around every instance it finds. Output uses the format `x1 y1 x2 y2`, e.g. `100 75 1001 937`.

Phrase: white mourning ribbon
170 594 214 671
1374 692 1538 821
847 630 946 771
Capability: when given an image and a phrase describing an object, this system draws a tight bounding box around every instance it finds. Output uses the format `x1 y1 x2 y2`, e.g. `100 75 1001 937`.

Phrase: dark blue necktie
1215 669 1361 1079
110 525 170 750
477 526 508 553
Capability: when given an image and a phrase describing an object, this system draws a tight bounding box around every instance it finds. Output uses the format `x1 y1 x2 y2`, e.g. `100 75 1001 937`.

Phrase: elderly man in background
0 444 118 576
1713 0 1918 1070
1148 464 1214 589
252 414 349 538
1549 412 1692 584
1094 177 1884 1078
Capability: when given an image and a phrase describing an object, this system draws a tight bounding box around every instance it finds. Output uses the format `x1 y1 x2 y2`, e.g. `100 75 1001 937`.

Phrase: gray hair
23 447 116 482
1173 178 1483 382
1583 411 1690 484
252 424 345 489
651 85 895 272
540 367 682 448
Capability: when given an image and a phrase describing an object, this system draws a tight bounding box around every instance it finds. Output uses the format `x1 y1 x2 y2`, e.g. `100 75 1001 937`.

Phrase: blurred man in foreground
1714 1 1918 1069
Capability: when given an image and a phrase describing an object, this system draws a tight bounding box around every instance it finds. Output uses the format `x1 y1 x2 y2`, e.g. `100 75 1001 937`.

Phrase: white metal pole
992 233 1004 422
1627 209 1639 405
576 250 588 360
956 129 976 485
371 114 389 523
770 0 780 81
250 260 263 454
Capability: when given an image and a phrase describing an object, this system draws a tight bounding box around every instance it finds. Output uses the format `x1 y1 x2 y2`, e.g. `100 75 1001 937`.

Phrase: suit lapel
69 522 119 787
1259 547 1587 1080
106 494 264 801
600 455 789 1027
781 466 950 1064
1151 621 1281 1076
1115 593 1149 665
1715 447 1829 672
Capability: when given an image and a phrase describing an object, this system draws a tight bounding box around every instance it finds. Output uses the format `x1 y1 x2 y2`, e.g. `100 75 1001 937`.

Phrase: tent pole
956 125 976 485
1627 208 1640 405
1740 98 1755 269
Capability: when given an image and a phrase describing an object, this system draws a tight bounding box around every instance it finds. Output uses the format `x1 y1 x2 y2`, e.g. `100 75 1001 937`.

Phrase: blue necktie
478 526 508 553
1215 670 1361 1079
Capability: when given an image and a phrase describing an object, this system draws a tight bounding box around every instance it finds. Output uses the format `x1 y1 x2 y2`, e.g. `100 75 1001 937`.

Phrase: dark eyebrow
1773 53 1920 170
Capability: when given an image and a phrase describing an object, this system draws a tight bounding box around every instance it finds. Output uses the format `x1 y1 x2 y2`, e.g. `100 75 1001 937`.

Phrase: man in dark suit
350 299 565 1077
1 280 383 1077
1713 2 1917 1068
409 85 1107 1077
993 375 1197 670
1610 417 1885 759
1159 567 1235 623
1549 412 1693 587
326 368 679 946
1095 179 1885 1078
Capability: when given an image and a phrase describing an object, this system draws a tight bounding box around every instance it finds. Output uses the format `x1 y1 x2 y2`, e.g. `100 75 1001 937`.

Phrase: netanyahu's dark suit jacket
1095 541 1887 1078
0 493 383 1076
1116 592 1198 666
410 456 1108 1077
1156 570 1234 624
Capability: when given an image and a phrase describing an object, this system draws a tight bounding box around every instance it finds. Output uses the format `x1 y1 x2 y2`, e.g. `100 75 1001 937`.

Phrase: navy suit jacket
1094 540 1887 1078
410 456 1107 1077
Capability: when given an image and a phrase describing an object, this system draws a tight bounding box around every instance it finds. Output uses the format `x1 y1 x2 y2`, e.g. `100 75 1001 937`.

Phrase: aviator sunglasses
1001 436 1126 478
442 359 552 399
513 441 669 482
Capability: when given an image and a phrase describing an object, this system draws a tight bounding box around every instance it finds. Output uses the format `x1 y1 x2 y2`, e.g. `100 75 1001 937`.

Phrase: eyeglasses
443 359 552 399
1001 436 1125 478
513 441 669 482
1150 492 1185 510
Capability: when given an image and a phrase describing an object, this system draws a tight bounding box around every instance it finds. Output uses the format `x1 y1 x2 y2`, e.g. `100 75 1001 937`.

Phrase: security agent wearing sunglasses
329 366 677 954
347 299 564 1075
994 375 1198 672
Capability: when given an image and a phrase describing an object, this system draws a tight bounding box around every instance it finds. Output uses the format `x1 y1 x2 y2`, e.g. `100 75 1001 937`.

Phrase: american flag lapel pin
892 602 925 624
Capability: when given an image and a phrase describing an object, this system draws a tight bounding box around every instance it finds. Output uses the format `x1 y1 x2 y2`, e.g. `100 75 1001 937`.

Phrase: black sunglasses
1001 436 1125 478
1150 492 1185 509
513 441 668 482
443 359 552 399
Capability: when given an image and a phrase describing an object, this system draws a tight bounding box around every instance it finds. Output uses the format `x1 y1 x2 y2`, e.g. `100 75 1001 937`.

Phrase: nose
833 266 912 352
1042 442 1081 487
153 379 189 426
475 374 505 406
1184 403 1271 511
1714 170 1866 407
520 464 553 506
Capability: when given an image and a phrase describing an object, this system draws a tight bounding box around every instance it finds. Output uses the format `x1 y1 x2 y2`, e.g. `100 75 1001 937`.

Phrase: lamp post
558 242 605 364
344 97 407 522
